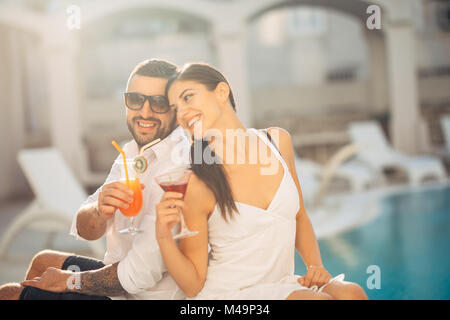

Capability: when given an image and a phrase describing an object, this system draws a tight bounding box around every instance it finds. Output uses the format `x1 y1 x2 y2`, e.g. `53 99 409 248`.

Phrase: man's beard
127 116 177 148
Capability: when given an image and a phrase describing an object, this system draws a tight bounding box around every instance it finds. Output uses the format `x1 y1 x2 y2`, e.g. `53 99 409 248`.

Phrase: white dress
192 128 344 300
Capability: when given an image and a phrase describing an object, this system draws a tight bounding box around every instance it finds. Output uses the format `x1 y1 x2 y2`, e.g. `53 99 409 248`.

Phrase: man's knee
30 249 61 271
0 283 23 300
26 250 71 280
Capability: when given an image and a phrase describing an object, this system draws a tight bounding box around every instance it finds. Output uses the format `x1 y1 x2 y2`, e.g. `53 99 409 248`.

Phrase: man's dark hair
129 59 177 81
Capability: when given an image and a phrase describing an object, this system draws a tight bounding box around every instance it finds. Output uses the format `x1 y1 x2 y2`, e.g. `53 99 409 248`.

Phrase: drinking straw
139 138 161 155
112 140 129 183
135 138 161 174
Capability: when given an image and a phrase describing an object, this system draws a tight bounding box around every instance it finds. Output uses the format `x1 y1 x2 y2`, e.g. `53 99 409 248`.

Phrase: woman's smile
186 114 202 129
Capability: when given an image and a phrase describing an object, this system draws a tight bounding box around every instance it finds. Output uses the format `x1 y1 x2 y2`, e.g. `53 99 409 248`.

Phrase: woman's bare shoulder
184 171 216 216
266 127 294 156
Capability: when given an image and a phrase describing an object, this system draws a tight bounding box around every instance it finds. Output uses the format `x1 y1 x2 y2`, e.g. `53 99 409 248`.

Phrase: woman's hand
298 266 332 289
155 192 185 242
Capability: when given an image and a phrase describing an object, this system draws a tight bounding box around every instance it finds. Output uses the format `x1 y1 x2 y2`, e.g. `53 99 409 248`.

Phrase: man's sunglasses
124 92 172 114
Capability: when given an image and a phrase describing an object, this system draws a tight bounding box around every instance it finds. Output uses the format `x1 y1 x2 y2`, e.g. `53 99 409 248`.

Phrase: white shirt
70 125 190 300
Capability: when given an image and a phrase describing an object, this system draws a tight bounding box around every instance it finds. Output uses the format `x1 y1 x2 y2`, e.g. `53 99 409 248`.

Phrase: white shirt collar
149 125 188 161
125 125 188 162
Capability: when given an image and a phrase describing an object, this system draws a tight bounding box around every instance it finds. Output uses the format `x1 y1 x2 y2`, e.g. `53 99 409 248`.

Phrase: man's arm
75 181 137 241
21 262 127 297
76 262 126 297
75 202 108 241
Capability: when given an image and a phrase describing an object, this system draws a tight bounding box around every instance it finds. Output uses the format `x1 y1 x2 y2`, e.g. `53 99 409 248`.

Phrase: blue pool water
294 186 450 300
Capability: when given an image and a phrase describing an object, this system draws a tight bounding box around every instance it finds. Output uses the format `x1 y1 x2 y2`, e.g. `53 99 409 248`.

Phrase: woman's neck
205 111 252 169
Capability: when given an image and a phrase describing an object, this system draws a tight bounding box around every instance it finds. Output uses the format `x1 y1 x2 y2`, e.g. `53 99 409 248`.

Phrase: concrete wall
251 80 371 121
0 27 29 201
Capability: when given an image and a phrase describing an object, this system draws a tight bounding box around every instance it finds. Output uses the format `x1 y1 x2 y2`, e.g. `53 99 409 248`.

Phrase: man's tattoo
76 262 126 297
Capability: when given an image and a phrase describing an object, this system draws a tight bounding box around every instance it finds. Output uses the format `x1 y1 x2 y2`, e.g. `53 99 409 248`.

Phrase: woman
155 63 368 300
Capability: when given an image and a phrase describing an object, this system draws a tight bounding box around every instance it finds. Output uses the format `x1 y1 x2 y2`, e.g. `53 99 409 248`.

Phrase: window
287 7 327 37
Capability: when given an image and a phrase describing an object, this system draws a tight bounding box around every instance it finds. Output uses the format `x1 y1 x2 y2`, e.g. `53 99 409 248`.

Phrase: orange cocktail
113 158 143 235
119 178 143 217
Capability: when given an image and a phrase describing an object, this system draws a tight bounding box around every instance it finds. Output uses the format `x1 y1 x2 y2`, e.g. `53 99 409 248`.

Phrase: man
0 59 190 300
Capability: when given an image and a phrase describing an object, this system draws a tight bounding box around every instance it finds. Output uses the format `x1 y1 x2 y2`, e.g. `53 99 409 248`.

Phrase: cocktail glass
155 168 198 240
115 159 143 235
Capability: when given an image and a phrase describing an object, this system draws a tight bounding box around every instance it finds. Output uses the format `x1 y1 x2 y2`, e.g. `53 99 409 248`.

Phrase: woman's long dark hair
166 63 238 221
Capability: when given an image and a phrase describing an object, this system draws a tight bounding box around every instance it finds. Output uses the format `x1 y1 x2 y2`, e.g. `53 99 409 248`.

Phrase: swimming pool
295 185 450 300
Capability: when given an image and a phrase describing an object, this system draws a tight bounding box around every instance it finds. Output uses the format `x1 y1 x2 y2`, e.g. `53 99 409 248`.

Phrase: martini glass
155 168 199 240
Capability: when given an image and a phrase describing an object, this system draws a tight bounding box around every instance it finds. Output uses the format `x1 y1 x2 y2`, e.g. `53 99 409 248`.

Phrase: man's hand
97 181 145 221
21 267 72 293
76 182 145 241
297 266 332 289
21 263 127 297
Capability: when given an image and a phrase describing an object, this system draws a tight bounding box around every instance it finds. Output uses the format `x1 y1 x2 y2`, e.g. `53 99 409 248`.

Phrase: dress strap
249 128 289 171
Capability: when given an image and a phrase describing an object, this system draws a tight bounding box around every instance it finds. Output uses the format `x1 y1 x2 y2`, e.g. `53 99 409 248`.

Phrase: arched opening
246 1 389 163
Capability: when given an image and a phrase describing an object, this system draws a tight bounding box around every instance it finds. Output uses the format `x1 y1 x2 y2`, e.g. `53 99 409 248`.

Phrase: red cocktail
155 168 198 239
158 181 188 197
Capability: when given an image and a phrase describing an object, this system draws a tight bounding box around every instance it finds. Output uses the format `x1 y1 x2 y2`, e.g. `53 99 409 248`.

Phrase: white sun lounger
348 121 447 186
295 143 381 208
0 148 104 259
294 157 320 208
296 156 377 193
